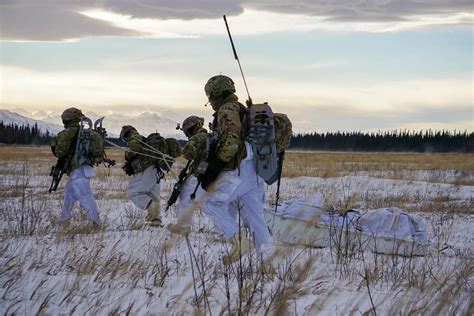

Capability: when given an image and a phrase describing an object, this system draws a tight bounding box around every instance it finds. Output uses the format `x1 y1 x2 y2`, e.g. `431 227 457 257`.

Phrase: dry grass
284 151 474 185
0 146 473 314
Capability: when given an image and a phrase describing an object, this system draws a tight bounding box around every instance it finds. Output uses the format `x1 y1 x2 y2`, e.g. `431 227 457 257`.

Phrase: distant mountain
83 111 183 139
0 109 185 139
0 109 63 135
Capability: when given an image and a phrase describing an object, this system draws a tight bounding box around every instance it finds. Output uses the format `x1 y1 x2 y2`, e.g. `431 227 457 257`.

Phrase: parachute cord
130 136 177 180
104 139 178 181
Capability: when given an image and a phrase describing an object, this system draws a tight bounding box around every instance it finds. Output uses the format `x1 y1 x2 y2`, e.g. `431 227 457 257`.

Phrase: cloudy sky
0 1 472 132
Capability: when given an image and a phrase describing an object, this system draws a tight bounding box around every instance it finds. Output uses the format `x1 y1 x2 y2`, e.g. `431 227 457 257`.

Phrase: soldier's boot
145 201 163 227
223 233 252 266
167 223 191 236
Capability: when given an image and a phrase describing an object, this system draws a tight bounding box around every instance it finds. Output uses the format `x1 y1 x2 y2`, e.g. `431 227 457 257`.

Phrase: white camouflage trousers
62 165 101 225
176 175 202 228
201 143 272 252
127 166 161 210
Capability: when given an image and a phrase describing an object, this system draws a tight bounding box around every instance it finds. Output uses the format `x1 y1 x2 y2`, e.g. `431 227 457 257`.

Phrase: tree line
290 130 473 153
1 122 472 152
0 122 53 145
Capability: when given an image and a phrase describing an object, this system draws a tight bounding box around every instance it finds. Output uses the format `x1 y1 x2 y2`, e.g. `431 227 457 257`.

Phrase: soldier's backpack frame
72 117 93 167
248 102 279 185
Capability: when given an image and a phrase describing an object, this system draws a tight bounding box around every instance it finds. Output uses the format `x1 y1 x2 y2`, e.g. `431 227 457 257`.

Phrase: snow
0 153 473 314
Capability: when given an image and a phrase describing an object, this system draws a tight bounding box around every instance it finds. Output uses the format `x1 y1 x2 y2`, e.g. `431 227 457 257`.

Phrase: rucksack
89 130 104 165
245 102 292 185
73 117 105 167
146 133 181 171
166 138 182 158
274 113 292 153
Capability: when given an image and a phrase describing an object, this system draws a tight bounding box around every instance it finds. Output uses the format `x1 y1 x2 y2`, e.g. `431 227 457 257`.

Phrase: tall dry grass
284 151 474 185
0 146 472 314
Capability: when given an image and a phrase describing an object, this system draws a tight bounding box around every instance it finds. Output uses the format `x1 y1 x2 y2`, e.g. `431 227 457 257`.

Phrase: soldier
120 125 163 227
167 116 207 235
51 107 101 226
200 75 273 265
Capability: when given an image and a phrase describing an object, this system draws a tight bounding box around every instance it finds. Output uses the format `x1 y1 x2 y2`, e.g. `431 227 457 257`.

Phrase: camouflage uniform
51 107 101 225
121 126 162 225
200 75 273 263
182 127 208 174
211 93 247 170
168 118 208 233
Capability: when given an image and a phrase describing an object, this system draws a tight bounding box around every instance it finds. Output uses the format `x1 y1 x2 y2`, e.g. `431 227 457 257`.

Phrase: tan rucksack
146 133 181 171
166 138 182 158
274 113 292 153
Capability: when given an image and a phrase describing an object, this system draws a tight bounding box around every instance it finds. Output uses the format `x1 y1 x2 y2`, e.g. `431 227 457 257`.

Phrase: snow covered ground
0 148 473 315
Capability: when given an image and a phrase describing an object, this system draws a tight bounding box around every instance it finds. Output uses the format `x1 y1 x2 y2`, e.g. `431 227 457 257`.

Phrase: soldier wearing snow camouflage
120 125 162 227
51 107 101 225
199 75 273 265
167 115 208 235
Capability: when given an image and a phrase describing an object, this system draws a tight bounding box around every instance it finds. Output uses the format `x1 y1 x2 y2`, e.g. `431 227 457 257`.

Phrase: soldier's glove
199 159 226 191
122 161 134 176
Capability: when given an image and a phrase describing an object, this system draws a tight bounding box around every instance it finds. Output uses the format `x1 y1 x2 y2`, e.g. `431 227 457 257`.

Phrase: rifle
166 160 193 211
49 157 69 193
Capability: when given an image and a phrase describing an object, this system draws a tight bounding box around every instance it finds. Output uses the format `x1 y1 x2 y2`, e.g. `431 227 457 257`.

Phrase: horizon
1 2 472 133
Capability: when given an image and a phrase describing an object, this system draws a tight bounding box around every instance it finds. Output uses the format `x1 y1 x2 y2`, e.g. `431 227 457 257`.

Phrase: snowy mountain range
0 109 64 135
1 109 185 139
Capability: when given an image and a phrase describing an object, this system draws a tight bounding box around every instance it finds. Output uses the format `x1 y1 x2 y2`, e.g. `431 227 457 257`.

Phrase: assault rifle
49 156 72 193
166 160 193 211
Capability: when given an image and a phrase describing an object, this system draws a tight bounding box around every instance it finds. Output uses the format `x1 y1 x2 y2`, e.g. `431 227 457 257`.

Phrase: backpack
274 113 292 153
245 102 292 185
146 133 181 171
166 138 182 158
247 103 278 184
73 117 105 167
89 130 104 165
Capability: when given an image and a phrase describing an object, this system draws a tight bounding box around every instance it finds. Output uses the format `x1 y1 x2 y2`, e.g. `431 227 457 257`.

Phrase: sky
0 1 472 133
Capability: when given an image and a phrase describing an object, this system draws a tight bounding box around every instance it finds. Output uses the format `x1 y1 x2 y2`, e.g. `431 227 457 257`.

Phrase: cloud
0 1 472 41
0 3 143 41
248 0 473 22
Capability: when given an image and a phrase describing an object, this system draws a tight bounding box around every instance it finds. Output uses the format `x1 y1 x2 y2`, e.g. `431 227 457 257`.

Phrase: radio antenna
223 15 252 105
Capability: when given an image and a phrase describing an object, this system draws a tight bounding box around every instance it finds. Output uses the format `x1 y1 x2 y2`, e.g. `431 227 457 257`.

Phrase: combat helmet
61 107 83 125
120 125 137 141
204 75 235 101
181 116 204 137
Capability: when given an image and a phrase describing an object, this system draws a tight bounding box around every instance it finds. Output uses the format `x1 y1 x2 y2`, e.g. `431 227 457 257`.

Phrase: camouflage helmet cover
204 75 235 100
182 116 204 132
61 107 83 123
120 125 137 140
